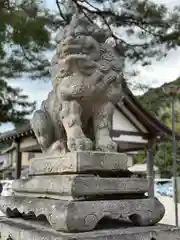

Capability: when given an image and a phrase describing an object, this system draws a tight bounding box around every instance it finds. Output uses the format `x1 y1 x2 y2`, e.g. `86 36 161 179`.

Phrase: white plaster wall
120 106 148 133
113 135 148 143
113 108 138 132
127 155 133 167
20 136 38 151
112 108 148 143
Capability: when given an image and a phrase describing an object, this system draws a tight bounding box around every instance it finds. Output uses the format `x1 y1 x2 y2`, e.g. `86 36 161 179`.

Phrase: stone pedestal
0 152 168 239
1 218 180 240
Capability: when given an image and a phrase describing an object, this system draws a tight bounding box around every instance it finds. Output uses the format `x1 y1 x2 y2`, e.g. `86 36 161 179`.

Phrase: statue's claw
96 138 117 152
48 140 67 154
67 136 93 152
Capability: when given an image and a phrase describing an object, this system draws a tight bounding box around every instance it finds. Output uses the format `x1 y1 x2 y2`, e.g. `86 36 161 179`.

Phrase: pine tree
57 0 180 68
0 0 60 126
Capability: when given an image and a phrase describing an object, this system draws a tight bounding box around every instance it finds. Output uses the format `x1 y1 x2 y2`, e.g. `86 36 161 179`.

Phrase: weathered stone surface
12 175 148 200
31 13 124 154
0 217 180 240
29 151 128 175
0 196 165 232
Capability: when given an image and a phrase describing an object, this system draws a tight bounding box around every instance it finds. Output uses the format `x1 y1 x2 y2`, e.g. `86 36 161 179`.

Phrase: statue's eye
75 34 82 39
52 60 57 65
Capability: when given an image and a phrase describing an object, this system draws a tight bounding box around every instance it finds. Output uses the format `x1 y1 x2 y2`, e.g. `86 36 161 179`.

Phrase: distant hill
138 77 180 117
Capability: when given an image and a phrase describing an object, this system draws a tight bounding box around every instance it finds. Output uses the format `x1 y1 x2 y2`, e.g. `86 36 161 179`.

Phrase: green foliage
154 141 180 178
133 151 146 164
0 0 59 80
0 81 35 125
138 77 180 116
155 98 180 177
138 77 180 177
158 100 180 132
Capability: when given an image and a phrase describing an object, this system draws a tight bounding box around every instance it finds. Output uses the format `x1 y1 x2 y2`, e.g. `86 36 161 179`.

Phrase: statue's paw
68 136 93 152
96 139 117 152
48 140 67 154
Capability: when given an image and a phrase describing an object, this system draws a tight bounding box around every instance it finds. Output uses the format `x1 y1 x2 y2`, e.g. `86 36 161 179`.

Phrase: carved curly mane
49 13 124 104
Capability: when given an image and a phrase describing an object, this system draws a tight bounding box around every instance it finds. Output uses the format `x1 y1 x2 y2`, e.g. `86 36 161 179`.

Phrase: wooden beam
20 144 41 153
15 141 22 179
147 139 154 197
115 141 147 153
124 98 157 135
111 129 149 138
115 140 147 146
118 147 146 153
120 106 147 134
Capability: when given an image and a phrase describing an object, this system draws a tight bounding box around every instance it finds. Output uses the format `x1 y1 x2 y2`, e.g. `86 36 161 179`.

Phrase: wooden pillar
147 139 154 197
15 141 22 179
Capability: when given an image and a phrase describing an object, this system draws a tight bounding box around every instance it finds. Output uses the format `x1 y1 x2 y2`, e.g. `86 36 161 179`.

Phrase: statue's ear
55 13 79 43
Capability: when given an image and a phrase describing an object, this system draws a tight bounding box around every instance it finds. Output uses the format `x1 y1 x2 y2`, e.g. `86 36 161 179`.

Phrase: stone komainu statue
31 13 125 153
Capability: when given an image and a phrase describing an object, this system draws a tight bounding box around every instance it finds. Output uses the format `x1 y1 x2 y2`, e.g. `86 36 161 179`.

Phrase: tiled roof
0 124 33 143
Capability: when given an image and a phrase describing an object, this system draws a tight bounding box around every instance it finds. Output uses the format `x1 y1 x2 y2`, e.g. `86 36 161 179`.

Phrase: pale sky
1 0 180 132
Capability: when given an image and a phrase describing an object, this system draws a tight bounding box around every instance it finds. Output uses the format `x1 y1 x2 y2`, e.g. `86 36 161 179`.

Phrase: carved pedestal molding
0 196 165 232
12 175 148 200
0 151 166 234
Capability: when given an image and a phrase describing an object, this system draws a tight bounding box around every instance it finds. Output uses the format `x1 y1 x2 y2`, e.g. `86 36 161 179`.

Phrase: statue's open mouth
60 38 98 72
60 36 86 57
60 35 100 62
62 44 84 57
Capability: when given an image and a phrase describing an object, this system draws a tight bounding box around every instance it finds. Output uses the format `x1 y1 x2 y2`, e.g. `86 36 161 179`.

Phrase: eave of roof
0 124 33 143
128 163 158 173
123 86 180 140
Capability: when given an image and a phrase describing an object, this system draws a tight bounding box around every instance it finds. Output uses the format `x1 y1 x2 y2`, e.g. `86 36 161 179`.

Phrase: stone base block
12 175 148 200
29 151 128 176
0 218 180 240
0 196 165 232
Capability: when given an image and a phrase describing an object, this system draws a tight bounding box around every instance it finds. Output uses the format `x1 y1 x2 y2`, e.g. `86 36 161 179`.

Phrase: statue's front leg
60 100 93 151
93 102 117 152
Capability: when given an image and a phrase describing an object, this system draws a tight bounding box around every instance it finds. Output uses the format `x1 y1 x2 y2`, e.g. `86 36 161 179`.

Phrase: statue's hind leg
93 102 117 152
31 110 54 152
31 110 67 154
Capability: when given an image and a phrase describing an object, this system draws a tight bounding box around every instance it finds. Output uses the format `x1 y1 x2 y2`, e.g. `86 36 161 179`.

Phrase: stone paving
159 196 180 226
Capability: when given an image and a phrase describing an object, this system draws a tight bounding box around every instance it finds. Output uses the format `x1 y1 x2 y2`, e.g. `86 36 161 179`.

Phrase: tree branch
71 0 148 60
72 0 170 28
55 0 68 22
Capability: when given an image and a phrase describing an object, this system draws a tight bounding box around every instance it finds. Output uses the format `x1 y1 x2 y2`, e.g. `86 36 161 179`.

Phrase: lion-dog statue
31 13 125 153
